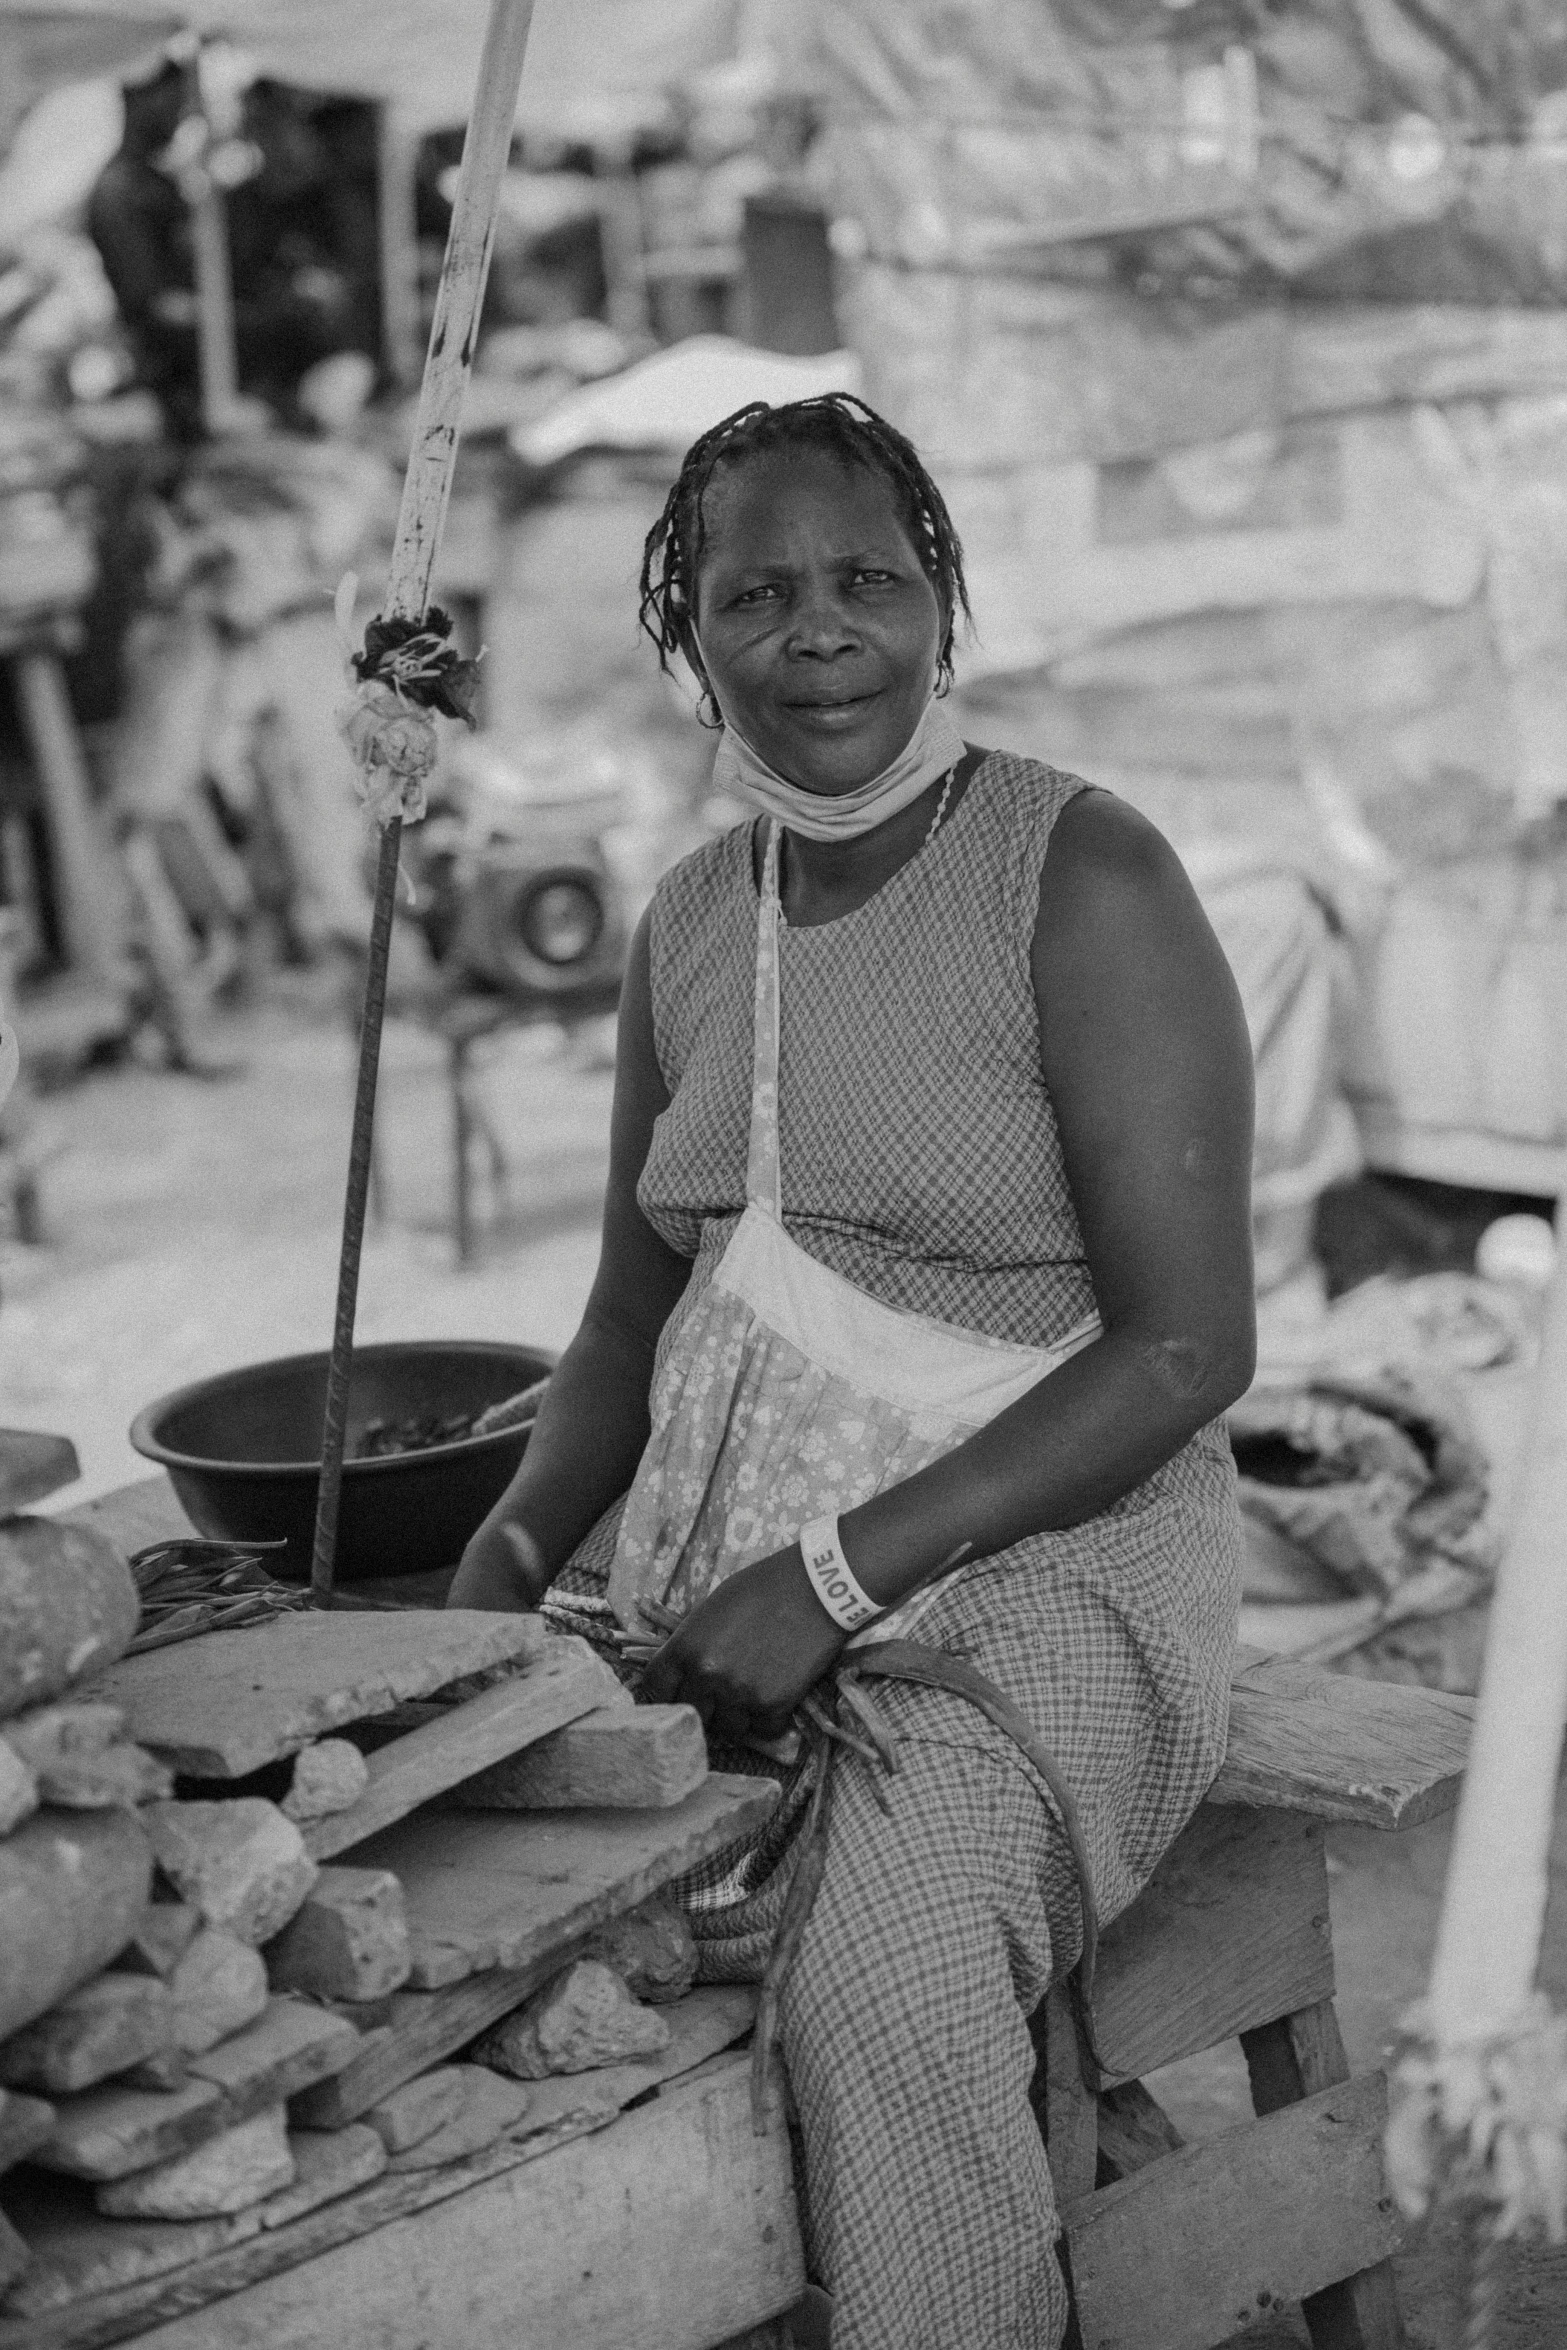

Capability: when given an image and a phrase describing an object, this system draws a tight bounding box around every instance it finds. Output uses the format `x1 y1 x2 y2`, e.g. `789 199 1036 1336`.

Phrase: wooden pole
1424 1231 1567 2038
190 180 239 435
309 0 535 1606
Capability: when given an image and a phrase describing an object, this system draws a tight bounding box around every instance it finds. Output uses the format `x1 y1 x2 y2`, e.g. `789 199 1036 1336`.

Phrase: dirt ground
4 993 1565 2347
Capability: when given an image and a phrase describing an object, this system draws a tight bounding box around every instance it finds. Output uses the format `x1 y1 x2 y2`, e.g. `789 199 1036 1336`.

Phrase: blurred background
1 0 1566 1717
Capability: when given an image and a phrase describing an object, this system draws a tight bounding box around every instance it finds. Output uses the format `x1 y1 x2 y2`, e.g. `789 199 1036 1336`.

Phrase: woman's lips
784 692 880 729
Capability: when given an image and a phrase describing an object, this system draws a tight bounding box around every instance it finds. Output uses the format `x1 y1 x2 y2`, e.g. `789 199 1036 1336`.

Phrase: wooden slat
91 1614 548 1779
1 1992 758 2336
35 2004 360 2181
294 1774 779 2124
303 1645 620 1860
7 2053 803 2350
1064 2075 1403 2350
1211 1651 1471 1828
1092 1806 1334 2084
1241 1999 1406 2350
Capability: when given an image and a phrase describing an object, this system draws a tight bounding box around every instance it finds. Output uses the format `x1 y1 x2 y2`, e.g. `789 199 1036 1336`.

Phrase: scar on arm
1137 1335 1209 1399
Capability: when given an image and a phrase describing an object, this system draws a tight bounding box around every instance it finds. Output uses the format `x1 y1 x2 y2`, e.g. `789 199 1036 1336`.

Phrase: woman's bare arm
446 907 692 1609
643 792 1256 1734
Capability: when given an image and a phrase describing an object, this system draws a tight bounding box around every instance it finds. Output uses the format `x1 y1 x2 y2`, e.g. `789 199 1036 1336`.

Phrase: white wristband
799 1516 883 1633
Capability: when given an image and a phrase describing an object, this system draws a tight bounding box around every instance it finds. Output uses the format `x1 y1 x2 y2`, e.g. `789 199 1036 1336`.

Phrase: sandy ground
4 997 1564 2346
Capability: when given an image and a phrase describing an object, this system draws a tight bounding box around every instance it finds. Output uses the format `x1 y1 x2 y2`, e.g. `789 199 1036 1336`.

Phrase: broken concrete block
0 1429 80 1517
4 1701 125 1768
0 1741 37 1835
0 1518 138 1720
120 1904 202 1980
363 2067 467 2155
0 2086 54 2171
144 1801 316 1947
384 2065 530 2172
96 2105 295 2219
281 1740 369 1824
263 1867 410 2003
167 1929 269 2055
0 1973 174 2096
258 2125 386 2229
586 1893 698 2006
32 1744 173 1810
0 1810 153 2044
473 1960 671 2081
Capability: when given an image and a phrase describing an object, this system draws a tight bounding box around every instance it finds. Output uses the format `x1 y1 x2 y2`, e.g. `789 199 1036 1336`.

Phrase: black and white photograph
0 4 1564 2345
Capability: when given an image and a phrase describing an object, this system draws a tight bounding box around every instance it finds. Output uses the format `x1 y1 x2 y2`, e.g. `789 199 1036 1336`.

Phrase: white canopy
0 0 783 138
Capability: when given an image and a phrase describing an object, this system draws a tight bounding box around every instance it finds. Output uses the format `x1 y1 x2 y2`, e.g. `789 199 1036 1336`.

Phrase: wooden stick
308 0 537 1606
190 181 238 435
1425 1234 1567 2038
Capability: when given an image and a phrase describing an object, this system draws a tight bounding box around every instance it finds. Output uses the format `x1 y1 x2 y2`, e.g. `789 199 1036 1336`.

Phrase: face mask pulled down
705 680 967 845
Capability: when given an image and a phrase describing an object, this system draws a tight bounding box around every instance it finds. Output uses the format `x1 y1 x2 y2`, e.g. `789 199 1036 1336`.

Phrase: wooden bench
32 1481 1472 2350
1033 1647 1470 2350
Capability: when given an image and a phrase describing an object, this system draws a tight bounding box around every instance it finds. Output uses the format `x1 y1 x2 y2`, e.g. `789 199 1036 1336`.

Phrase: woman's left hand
639 1547 846 1744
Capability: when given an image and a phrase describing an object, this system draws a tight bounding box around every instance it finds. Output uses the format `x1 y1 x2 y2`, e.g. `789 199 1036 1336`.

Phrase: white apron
607 822 1100 1635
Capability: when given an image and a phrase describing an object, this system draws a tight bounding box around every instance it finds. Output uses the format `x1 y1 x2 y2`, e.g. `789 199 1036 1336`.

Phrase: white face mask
702 679 967 844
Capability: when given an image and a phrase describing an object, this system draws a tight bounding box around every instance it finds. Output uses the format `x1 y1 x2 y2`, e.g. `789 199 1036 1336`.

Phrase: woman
449 392 1255 2349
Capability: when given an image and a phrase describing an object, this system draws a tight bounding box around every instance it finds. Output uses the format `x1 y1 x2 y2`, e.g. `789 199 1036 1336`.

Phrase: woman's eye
733 584 781 606
854 569 895 586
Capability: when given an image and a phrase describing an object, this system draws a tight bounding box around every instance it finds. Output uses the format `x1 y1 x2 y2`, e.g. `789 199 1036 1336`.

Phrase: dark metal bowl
128 1340 556 1585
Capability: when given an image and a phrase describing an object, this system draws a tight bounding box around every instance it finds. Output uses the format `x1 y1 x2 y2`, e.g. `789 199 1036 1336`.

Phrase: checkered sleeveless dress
547 750 1244 2350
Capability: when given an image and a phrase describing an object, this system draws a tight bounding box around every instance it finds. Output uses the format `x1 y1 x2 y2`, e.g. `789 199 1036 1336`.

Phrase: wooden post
377 104 424 391
190 180 239 435
309 0 536 1606
1424 1235 1567 2038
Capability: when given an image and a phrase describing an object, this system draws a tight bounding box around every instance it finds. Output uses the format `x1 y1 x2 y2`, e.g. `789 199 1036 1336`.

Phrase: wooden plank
36 2005 360 2181
303 1644 620 1860
1092 1806 1335 2084
0 2046 797 2350
124 2053 801 2350
1064 2075 1403 2350
293 1774 779 2123
90 1614 549 1779
456 1703 707 1812
1241 2000 1406 2350
1211 1652 1471 1829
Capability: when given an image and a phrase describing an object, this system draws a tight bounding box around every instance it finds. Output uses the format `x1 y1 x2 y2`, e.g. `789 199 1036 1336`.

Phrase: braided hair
638 392 973 698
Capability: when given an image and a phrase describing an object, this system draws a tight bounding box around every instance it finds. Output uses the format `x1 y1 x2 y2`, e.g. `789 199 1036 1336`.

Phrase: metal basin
129 1339 554 1585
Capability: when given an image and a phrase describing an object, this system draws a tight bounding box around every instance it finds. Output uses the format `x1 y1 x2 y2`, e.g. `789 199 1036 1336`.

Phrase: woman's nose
786 580 858 657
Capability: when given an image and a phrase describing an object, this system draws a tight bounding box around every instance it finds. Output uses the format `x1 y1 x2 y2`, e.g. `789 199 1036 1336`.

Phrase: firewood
96 2105 295 2219
0 1972 174 2096
144 1800 317 1947
264 1868 411 2003
0 1518 139 1720
0 2205 30 2294
474 1959 670 2081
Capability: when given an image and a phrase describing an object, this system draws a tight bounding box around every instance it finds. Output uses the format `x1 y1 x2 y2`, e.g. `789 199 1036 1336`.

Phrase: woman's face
692 447 945 796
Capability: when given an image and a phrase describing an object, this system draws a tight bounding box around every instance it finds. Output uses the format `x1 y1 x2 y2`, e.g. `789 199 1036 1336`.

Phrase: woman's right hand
447 1513 549 1612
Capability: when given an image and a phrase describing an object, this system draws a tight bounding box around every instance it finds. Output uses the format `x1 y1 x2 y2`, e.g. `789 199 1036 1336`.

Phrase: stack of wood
0 1475 780 2343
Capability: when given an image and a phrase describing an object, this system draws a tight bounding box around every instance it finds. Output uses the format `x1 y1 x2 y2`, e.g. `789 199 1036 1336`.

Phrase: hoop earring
696 687 724 732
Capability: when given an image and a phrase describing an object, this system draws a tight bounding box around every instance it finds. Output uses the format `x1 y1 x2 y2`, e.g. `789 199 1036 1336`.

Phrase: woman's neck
772 745 985 927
